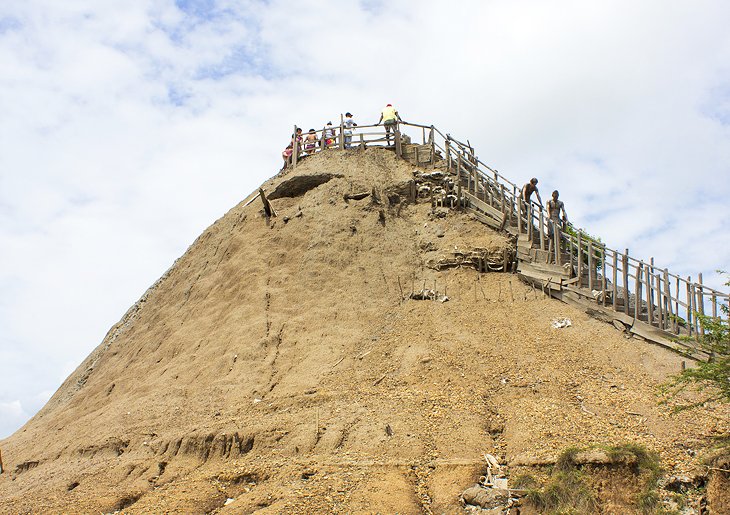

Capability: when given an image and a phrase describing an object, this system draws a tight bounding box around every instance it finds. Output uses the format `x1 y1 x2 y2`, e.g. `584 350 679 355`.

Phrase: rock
419 240 436 252
435 226 445 238
462 485 510 509
268 173 343 199
612 320 627 332
224 498 235 506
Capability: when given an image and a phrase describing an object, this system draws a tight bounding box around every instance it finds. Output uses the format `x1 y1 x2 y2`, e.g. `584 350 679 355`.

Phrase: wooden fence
286 118 729 340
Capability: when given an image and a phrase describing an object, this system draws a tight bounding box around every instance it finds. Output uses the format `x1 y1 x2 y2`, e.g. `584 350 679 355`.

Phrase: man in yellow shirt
377 103 402 146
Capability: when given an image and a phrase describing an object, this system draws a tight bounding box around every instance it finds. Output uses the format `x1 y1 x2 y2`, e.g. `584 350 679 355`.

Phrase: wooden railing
287 118 729 340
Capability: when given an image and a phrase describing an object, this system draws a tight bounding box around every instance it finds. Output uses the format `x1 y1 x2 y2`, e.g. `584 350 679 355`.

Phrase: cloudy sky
1 0 729 438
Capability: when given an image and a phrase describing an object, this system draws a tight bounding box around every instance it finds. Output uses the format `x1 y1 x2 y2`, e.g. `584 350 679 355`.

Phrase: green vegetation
662 273 730 411
512 473 538 490
564 225 604 273
524 444 664 514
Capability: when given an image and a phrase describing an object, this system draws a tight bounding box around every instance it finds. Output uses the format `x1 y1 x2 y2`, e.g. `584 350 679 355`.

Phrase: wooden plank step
517 262 569 283
464 192 504 220
522 260 570 278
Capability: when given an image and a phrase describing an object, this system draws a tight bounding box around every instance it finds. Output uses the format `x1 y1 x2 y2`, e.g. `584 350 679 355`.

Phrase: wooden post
457 154 462 211
686 277 693 337
587 240 594 291
422 126 426 144
711 293 717 319
577 232 583 288
612 250 618 311
463 152 469 192
528 203 534 243
655 269 663 329
510 186 517 226
553 223 560 265
395 125 403 158
429 125 435 166
635 263 643 321
445 139 451 173
517 198 523 234
674 276 680 331
692 284 701 338
568 233 574 276
601 245 607 307
339 114 345 150
292 124 299 167
538 206 546 251
0 448 3 475
320 126 326 150
645 258 654 326
622 249 630 315
500 185 507 215
664 270 676 333
697 273 705 335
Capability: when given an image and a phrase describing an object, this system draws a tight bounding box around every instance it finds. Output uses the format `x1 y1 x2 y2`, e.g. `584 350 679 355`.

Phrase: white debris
551 317 572 329
224 497 235 506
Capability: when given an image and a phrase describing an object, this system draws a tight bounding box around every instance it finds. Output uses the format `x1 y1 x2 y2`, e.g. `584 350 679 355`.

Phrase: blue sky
1 0 729 438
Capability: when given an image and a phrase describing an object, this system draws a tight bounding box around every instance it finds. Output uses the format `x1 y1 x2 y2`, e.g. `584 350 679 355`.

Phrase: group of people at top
281 104 403 170
521 178 568 235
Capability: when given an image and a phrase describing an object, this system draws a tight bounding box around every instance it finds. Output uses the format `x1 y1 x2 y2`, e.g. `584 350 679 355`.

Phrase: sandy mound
0 148 727 514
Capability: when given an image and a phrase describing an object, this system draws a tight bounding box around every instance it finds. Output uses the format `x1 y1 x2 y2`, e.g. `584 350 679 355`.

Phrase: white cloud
1 0 729 439
0 400 29 438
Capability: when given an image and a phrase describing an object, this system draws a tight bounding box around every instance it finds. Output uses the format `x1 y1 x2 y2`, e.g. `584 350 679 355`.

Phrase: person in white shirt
343 112 357 149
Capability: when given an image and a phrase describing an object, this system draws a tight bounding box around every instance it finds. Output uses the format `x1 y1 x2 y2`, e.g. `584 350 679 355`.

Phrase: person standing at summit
377 103 402 145
343 112 357 149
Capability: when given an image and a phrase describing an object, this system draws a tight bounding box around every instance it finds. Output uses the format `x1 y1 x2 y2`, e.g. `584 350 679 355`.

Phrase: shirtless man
521 178 543 207
547 190 568 236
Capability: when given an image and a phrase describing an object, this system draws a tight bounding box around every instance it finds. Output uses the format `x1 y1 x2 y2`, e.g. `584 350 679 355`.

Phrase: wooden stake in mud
259 188 276 219
315 408 320 441
0 448 4 475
